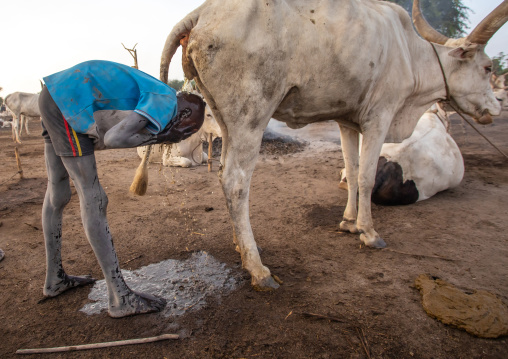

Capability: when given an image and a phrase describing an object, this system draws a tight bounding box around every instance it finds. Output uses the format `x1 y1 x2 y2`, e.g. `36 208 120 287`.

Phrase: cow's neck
411 41 451 112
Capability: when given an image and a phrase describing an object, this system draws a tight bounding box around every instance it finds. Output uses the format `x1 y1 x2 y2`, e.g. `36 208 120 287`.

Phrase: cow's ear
448 45 477 60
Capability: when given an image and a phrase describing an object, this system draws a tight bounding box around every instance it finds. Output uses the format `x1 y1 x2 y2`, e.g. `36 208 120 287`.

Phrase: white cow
340 103 464 205
492 74 508 110
137 98 221 167
160 0 507 290
5 92 41 143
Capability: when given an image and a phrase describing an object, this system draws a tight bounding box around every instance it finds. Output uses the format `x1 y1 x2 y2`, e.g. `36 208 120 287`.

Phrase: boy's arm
103 112 157 148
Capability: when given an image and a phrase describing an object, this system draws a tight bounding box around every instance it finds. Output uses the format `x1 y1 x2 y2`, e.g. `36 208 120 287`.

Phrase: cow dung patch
415 274 508 338
80 251 240 317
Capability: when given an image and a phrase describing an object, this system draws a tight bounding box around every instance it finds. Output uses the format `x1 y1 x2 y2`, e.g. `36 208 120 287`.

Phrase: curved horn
467 0 508 44
412 0 451 45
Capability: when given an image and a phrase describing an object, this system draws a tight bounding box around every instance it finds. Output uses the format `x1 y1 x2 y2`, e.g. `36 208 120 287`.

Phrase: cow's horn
412 0 451 45
467 0 508 45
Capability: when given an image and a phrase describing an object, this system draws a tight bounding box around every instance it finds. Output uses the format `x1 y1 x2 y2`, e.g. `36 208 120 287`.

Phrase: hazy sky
1 0 506 96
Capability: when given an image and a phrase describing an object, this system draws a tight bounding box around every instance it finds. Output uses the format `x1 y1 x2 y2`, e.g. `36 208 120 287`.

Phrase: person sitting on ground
38 60 205 318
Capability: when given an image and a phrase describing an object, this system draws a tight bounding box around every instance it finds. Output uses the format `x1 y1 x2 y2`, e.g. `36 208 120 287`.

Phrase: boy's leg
42 142 96 296
60 154 166 318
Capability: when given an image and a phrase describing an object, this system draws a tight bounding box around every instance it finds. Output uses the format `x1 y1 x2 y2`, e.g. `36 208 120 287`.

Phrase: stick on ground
207 133 213 172
293 311 345 323
15 146 23 179
382 248 456 261
16 333 179 355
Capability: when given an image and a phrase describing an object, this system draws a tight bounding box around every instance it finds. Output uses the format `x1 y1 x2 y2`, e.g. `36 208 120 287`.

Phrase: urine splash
80 251 239 317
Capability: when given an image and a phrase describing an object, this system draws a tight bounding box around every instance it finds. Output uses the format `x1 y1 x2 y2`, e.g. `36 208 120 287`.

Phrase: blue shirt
43 60 177 135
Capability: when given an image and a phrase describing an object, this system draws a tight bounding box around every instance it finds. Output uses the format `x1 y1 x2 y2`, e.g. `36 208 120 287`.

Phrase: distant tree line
492 53 508 76
167 79 184 91
387 0 470 38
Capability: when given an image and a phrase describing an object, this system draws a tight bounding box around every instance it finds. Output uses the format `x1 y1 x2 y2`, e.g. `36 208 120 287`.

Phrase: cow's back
5 92 41 117
188 0 419 128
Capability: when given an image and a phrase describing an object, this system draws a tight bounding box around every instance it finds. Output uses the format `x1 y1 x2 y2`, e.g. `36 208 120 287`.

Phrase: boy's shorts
39 86 95 157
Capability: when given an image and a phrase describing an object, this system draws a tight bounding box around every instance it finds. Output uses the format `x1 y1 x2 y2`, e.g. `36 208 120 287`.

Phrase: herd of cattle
1 0 507 291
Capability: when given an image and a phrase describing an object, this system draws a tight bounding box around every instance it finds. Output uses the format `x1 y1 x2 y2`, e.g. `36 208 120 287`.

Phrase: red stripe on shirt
63 116 77 157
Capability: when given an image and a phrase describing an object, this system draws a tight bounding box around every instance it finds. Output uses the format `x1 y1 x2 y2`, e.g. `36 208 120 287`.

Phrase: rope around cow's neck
430 42 508 160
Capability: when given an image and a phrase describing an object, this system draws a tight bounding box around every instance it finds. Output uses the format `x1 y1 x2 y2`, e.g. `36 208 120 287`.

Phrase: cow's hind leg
338 125 360 234
219 120 280 291
42 143 96 297
23 115 30 135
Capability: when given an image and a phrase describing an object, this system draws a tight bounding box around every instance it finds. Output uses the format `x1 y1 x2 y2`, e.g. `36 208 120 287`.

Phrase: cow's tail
160 8 201 83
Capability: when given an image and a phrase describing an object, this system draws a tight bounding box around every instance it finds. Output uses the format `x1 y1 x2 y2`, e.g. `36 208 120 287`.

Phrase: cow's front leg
219 125 280 291
356 127 388 248
338 125 360 234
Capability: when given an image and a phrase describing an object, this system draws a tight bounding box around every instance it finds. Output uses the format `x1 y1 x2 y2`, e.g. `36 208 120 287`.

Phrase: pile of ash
205 127 307 158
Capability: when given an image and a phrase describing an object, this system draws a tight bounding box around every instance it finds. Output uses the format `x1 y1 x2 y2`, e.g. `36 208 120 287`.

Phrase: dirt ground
1 112 507 359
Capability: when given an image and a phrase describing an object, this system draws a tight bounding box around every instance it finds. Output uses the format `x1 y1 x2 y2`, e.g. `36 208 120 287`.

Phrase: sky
0 0 507 96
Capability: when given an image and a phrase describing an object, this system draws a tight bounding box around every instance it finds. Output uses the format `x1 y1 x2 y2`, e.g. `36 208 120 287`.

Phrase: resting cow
492 74 508 110
160 0 507 290
340 103 464 205
5 92 41 143
137 101 221 167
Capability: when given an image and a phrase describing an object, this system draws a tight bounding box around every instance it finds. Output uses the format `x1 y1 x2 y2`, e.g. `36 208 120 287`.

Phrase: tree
492 52 508 76
167 79 184 91
387 0 470 38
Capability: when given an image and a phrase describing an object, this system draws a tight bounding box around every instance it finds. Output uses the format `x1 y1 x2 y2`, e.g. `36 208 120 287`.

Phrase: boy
39 60 205 317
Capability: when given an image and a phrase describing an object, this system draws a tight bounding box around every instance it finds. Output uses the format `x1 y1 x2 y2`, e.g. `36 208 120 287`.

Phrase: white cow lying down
137 102 221 167
492 74 508 110
340 103 464 205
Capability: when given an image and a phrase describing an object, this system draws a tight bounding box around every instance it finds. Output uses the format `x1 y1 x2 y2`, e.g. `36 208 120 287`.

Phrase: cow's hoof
0 248 4 262
252 274 281 291
340 220 359 233
360 233 387 248
109 291 167 318
338 180 348 190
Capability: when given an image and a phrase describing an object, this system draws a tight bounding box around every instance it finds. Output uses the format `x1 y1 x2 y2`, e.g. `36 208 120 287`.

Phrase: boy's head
162 92 205 143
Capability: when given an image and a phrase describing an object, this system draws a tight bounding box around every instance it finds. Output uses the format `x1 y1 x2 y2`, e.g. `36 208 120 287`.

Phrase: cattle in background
137 96 221 167
492 74 508 110
5 92 41 143
339 103 464 205
160 0 507 290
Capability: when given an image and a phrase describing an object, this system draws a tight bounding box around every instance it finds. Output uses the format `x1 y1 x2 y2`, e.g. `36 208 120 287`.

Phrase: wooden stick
122 254 143 265
16 333 179 355
15 146 23 179
356 328 372 359
293 311 345 323
381 248 455 261
130 145 152 196
207 133 213 172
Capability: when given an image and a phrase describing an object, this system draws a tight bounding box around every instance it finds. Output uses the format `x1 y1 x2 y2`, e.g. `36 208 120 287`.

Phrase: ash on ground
205 126 307 158
80 251 239 317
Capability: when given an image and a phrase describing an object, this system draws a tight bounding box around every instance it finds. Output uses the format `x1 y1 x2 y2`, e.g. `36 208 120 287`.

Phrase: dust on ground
0 113 507 358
